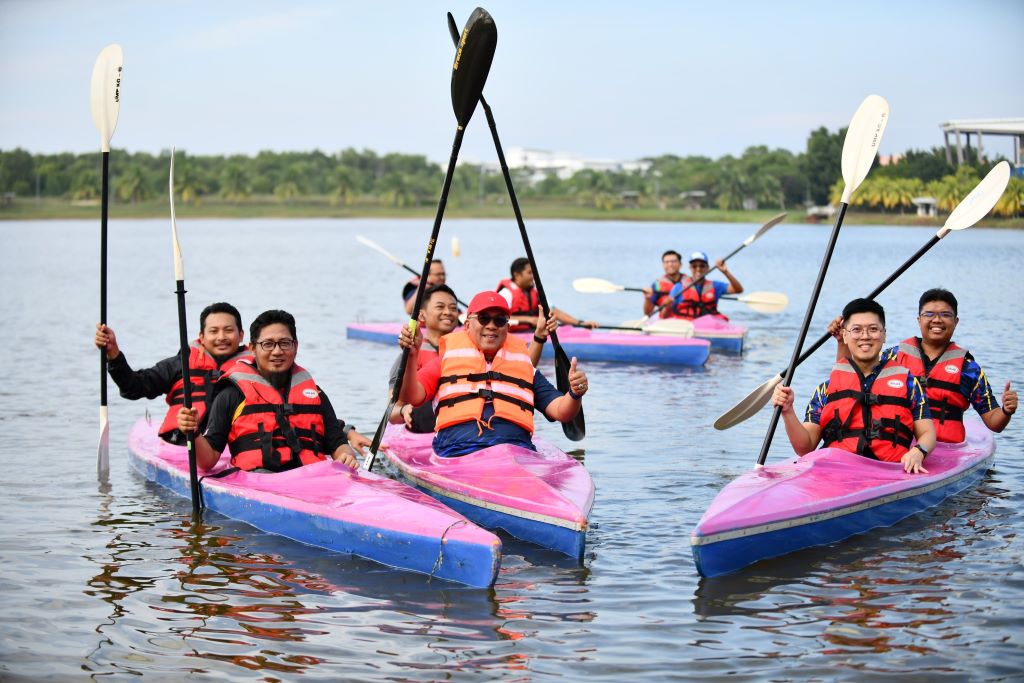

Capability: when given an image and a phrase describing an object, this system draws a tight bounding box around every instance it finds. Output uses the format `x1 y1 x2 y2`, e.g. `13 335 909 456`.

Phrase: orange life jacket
224 359 327 472
668 276 722 319
434 330 536 433
819 359 916 462
497 278 539 331
894 337 969 443
158 341 250 440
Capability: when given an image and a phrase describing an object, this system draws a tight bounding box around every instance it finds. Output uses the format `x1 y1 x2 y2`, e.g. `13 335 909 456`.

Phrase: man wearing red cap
396 290 589 456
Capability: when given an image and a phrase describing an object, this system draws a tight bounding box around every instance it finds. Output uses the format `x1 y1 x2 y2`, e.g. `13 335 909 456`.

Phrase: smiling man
95 302 249 444
659 250 743 320
885 289 1017 442
177 309 369 472
396 290 588 457
642 250 684 316
772 298 936 474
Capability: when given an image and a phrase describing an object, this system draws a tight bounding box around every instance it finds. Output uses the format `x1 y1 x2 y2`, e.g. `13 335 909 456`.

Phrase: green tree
115 166 150 204
219 163 250 201
802 126 845 205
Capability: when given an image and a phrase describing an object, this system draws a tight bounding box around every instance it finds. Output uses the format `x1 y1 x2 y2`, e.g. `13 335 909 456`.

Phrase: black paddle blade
447 12 460 45
551 341 586 441
451 7 497 128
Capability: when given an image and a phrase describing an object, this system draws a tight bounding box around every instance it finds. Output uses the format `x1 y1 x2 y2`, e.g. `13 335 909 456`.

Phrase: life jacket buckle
477 388 494 402
862 392 879 406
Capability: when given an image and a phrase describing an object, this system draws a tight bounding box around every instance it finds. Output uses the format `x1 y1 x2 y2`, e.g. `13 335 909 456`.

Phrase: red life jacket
819 359 916 462
224 359 327 472
668 276 723 320
434 330 536 433
650 274 680 311
894 337 969 443
158 341 250 440
497 278 539 332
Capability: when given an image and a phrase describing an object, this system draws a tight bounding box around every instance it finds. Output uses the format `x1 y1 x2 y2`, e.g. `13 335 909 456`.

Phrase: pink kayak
691 419 995 577
346 322 709 366
379 423 595 559
127 418 502 587
691 315 747 353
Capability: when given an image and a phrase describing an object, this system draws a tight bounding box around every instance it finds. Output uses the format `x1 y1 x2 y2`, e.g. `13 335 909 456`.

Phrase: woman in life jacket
771 298 936 474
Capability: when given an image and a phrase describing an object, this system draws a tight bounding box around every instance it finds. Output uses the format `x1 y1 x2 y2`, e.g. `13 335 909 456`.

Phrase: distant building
678 190 706 210
912 197 937 218
474 147 651 184
940 118 1024 171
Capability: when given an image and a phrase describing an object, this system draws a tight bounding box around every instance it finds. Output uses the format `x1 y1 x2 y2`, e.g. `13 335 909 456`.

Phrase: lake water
1 217 1022 681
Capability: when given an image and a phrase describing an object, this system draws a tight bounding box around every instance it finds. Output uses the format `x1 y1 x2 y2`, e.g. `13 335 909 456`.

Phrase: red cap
467 291 511 315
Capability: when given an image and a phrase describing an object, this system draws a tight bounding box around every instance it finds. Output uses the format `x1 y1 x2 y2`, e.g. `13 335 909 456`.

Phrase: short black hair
662 250 682 261
424 284 457 304
250 309 297 342
430 258 444 266
510 257 530 277
842 298 885 328
200 302 242 333
918 288 958 316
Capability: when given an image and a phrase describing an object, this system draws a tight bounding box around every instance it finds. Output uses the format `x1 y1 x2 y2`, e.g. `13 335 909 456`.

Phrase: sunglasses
471 312 509 327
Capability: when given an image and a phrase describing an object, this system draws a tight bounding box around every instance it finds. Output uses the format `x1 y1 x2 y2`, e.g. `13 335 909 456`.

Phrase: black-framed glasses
919 311 955 320
844 325 885 339
255 338 295 351
471 313 509 327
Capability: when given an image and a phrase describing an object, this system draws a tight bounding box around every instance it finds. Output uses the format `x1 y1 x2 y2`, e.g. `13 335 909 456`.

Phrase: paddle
364 8 497 471
168 149 203 513
354 234 469 308
574 278 788 313
753 95 888 467
447 11 584 441
643 211 787 321
90 43 123 479
715 160 1012 432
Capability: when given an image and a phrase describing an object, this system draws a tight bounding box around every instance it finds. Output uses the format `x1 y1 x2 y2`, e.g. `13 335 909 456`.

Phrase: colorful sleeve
805 381 829 424
908 375 932 420
649 280 663 304
964 358 999 415
880 345 899 363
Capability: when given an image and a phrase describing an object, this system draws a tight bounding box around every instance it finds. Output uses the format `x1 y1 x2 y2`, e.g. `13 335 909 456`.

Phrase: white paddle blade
356 234 405 266
90 44 123 153
169 149 184 280
573 277 623 294
738 291 788 313
941 161 1012 233
839 95 889 204
714 374 783 430
744 212 788 245
98 406 110 477
643 318 696 337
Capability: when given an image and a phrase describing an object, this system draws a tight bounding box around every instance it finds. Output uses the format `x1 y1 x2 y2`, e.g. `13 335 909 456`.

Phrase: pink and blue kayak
691 315 747 353
379 423 595 559
691 419 995 577
346 322 710 366
127 418 502 587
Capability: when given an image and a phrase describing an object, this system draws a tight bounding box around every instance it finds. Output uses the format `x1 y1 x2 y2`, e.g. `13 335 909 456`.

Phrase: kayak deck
380 423 595 560
691 419 995 577
347 322 709 366
127 418 502 587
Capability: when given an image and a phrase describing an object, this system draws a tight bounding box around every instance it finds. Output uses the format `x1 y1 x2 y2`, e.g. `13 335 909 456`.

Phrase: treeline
1 125 1020 216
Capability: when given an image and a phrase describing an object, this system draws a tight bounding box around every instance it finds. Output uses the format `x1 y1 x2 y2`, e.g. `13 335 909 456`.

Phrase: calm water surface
1 218 1022 681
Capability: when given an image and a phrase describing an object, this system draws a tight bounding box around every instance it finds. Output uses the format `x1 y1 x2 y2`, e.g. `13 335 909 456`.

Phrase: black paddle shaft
174 279 203 512
756 203 848 466
100 151 109 407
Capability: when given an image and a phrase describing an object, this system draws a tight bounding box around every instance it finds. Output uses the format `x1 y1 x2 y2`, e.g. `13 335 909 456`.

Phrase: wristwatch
915 442 930 457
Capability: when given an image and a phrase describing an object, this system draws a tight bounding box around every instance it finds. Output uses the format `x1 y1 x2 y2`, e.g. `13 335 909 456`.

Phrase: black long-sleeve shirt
107 352 182 400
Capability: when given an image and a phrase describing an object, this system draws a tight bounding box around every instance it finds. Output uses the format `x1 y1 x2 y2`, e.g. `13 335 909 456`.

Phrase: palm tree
219 164 250 202
115 166 149 204
71 168 100 201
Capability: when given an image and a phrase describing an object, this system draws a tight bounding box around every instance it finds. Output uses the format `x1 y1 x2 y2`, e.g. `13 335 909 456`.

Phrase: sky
2 0 1022 165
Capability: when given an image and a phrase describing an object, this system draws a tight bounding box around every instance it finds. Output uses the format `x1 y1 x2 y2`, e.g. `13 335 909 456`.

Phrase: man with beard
177 309 369 472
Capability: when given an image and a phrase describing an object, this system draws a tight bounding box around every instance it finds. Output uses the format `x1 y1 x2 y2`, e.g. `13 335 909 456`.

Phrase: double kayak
379 423 595 559
127 418 502 587
691 419 995 577
625 315 746 353
346 322 710 366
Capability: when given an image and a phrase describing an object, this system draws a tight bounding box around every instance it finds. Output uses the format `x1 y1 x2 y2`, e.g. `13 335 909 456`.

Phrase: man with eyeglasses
883 288 1016 442
177 309 369 472
94 302 250 445
641 250 685 317
498 257 598 332
395 291 588 457
772 298 936 474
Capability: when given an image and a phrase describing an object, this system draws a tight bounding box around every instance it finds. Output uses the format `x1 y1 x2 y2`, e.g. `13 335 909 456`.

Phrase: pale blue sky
2 0 1022 164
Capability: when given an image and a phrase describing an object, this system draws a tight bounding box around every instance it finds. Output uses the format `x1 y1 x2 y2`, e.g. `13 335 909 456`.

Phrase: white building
473 147 651 184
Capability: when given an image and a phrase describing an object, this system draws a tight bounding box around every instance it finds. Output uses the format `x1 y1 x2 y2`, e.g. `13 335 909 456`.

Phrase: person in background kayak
390 285 558 433
827 288 1017 442
395 291 588 456
94 302 249 445
402 259 448 315
498 257 598 332
641 250 684 317
771 298 936 474
659 251 743 320
177 309 370 472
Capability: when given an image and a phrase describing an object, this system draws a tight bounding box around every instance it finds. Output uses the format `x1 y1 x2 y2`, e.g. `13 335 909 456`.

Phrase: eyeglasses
919 311 955 320
471 313 509 327
255 338 295 351
844 326 885 339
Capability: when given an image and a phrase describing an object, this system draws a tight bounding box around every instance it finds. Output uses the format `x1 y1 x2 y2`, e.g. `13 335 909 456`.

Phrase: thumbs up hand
1002 381 1017 416
567 356 588 399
